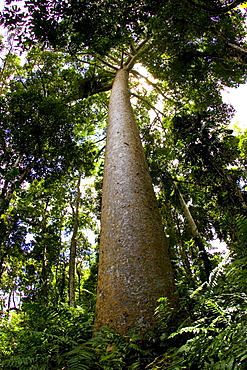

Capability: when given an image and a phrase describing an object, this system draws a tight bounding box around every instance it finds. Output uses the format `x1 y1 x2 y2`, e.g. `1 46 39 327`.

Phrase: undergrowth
1 253 247 369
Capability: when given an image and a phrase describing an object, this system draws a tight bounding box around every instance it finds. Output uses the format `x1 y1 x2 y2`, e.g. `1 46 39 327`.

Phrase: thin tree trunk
69 172 82 307
94 69 178 335
77 267 81 302
0 253 6 282
174 182 211 280
39 201 52 302
7 291 11 310
60 261 66 303
175 212 193 280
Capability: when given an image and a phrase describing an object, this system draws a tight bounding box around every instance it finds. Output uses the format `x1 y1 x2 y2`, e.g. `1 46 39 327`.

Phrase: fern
1 355 36 370
159 251 247 370
235 214 247 257
236 214 247 243
208 253 232 288
0 303 94 370
67 355 92 370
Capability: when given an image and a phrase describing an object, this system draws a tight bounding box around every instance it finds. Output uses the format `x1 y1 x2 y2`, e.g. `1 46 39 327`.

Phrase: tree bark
94 69 178 335
69 172 82 307
174 182 211 280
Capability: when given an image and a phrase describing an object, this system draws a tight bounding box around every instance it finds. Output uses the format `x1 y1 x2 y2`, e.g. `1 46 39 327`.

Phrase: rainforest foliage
0 0 247 368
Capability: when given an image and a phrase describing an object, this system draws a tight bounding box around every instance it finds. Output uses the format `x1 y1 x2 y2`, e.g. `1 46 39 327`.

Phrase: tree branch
93 83 113 94
124 37 151 71
216 29 247 55
131 69 174 103
106 54 122 66
222 0 245 13
130 91 165 118
186 0 244 14
95 56 118 71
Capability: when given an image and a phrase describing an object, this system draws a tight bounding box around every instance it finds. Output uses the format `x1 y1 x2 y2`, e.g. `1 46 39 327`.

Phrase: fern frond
67 355 91 370
236 214 247 248
1 355 35 369
208 253 232 287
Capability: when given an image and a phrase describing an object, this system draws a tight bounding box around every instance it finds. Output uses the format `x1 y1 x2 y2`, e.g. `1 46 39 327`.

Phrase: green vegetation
0 0 247 368
1 250 247 369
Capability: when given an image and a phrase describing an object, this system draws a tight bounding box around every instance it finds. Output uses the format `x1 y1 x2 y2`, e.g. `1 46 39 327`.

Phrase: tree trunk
69 172 82 307
174 183 211 280
94 69 178 335
174 212 193 281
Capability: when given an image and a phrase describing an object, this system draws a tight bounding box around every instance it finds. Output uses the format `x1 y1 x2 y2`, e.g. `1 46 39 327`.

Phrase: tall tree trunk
59 261 66 303
174 212 193 281
69 172 82 307
0 253 6 282
174 182 211 280
39 204 49 302
77 266 81 302
94 69 178 335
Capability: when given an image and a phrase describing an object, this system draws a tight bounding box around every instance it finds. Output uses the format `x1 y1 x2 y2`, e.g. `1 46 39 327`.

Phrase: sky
222 85 247 132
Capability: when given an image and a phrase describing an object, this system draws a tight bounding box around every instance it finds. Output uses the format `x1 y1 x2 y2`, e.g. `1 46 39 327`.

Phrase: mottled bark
94 69 178 335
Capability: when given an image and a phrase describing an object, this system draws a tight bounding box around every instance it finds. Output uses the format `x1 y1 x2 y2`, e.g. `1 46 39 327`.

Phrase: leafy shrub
151 254 247 370
66 326 159 370
0 304 155 369
0 303 94 370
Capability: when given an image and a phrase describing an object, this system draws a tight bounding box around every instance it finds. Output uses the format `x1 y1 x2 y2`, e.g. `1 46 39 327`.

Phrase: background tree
0 44 102 306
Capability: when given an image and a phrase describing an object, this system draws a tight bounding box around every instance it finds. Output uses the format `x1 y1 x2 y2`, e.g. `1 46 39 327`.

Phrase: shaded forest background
0 0 247 369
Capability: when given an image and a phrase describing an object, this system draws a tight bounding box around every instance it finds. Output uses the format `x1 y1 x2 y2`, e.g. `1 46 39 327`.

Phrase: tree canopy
0 0 247 368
